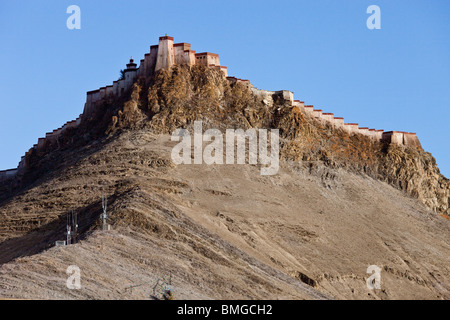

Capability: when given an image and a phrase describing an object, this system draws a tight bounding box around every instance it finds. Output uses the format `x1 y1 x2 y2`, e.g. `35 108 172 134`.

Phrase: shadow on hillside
0 131 120 207
0 196 117 266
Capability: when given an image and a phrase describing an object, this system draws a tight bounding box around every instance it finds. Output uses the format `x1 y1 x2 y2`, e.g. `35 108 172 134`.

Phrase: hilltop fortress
83 35 228 116
0 35 421 181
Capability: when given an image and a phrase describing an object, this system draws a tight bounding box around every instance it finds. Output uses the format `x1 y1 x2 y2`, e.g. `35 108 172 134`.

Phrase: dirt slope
0 131 448 299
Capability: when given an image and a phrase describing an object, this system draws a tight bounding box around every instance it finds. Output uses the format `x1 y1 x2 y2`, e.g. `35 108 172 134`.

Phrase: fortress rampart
250 87 421 148
0 114 82 182
0 35 421 182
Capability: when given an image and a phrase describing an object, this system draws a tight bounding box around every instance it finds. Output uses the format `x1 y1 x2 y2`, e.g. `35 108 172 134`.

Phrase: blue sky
0 0 449 177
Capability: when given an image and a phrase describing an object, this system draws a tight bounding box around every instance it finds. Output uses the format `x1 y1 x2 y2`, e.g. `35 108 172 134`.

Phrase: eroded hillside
86 65 449 216
0 131 449 299
0 65 449 300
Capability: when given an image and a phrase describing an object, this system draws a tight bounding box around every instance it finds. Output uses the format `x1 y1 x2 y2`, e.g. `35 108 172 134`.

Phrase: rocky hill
0 64 449 300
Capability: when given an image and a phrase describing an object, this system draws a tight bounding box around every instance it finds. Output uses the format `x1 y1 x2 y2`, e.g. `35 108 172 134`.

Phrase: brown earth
0 65 449 300
0 131 449 299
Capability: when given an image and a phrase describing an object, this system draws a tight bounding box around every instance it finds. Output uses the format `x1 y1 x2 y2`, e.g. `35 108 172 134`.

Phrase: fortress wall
37 138 46 150
312 109 323 120
3 113 84 181
106 85 114 97
235 79 252 90
368 129 382 140
195 52 220 67
82 101 91 116
359 127 369 136
228 77 251 86
212 65 228 77
404 132 422 148
137 59 145 77
174 43 191 65
321 113 334 123
333 117 345 128
83 89 100 115
344 123 359 134
0 169 18 181
40 116 83 150
118 79 127 96
304 105 314 114
174 43 191 51
142 54 150 76
174 45 184 65
155 36 174 71
293 100 305 109
46 128 61 141
219 66 228 77
99 87 106 99
6 169 18 177
270 90 293 104
195 53 208 66
208 54 220 67
124 70 137 88
298 101 419 146
382 131 404 145
374 130 384 141
251 88 276 96
391 131 404 145
86 92 93 105
88 90 100 104
64 119 79 130
112 81 119 96
18 156 25 170
381 131 392 143
250 87 276 107
283 91 294 104
183 50 196 66
147 46 158 74
144 45 159 77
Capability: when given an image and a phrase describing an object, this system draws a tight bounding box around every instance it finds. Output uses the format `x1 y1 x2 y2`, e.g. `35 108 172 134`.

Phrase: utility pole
65 211 78 245
66 212 71 245
71 211 78 243
101 194 108 231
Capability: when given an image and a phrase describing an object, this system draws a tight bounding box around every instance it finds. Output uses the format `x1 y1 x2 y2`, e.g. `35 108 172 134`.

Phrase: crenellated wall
288 98 420 148
0 114 83 182
249 88 420 148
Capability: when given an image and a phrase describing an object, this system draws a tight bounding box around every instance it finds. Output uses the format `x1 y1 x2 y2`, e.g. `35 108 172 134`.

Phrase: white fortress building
83 35 228 116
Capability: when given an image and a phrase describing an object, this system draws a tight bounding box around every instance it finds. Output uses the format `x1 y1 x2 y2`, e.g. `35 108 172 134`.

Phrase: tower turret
123 56 138 87
126 56 137 70
155 35 175 71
